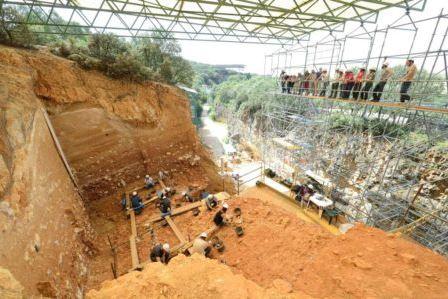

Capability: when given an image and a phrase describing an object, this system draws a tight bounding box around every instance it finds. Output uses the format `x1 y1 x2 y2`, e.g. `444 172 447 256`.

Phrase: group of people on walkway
280 59 417 103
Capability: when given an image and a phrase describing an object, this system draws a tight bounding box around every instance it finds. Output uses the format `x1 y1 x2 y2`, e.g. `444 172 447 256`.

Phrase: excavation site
1 1 448 298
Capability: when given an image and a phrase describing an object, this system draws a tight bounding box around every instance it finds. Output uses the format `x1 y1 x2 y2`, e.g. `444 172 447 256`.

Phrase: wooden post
107 235 118 279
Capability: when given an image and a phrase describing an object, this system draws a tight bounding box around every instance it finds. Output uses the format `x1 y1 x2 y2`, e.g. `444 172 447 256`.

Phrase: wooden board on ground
129 236 140 270
147 201 204 223
130 210 137 237
130 225 219 271
126 195 159 215
165 216 187 243
159 179 167 189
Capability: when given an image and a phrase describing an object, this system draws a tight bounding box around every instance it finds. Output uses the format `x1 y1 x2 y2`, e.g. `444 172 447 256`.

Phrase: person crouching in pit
213 203 229 226
150 243 170 264
191 232 212 257
144 174 155 189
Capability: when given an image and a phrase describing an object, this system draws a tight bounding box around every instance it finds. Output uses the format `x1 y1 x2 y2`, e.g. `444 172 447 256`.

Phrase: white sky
179 0 448 74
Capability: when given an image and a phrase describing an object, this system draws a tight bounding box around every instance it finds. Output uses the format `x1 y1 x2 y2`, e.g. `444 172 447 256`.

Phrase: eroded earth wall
0 46 94 297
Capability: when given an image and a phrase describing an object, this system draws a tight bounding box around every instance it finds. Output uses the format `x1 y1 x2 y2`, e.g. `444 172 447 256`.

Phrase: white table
308 193 333 218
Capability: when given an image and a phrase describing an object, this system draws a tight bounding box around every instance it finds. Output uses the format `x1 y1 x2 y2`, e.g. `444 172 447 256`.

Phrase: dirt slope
87 194 448 299
0 46 94 297
218 197 448 299
87 254 308 299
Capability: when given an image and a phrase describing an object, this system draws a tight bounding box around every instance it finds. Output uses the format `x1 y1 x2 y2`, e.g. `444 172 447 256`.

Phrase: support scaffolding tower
257 7 448 255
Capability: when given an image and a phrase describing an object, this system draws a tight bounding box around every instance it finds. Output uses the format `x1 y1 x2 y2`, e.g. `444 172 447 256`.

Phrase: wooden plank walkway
165 216 187 243
147 201 204 223
129 209 140 269
279 93 448 114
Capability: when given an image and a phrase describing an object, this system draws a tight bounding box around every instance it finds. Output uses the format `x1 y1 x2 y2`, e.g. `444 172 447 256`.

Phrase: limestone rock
0 155 10 194
0 267 24 299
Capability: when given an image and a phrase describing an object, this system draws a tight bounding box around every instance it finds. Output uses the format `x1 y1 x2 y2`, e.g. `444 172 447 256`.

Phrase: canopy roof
3 0 427 44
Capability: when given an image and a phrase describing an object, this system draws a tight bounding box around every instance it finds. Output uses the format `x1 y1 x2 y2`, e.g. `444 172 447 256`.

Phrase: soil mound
211 196 448 299
87 254 307 299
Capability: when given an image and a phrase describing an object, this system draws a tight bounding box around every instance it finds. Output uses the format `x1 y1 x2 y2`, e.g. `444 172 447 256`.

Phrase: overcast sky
179 0 448 74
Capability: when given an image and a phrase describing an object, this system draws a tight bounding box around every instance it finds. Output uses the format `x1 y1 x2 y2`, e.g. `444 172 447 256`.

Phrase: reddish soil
0 45 227 297
2 45 226 200
216 197 448 299
86 180 220 290
0 46 95 297
88 193 448 298
87 255 306 299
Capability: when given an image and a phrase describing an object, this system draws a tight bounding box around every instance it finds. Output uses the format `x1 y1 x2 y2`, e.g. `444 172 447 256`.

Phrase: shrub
88 33 128 64
0 7 36 47
107 53 151 82
160 57 174 83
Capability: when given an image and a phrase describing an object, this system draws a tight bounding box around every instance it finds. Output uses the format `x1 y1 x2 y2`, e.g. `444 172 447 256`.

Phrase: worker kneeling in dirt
144 175 155 189
213 203 229 226
182 191 195 203
206 194 218 210
131 191 144 215
150 243 170 264
159 195 171 217
120 193 127 210
191 232 212 257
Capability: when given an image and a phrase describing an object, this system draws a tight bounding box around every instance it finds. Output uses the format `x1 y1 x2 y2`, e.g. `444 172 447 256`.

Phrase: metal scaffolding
255 8 448 255
2 0 426 44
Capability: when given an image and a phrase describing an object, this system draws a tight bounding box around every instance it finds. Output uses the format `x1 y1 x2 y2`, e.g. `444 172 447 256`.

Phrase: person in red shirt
352 68 365 100
341 71 355 99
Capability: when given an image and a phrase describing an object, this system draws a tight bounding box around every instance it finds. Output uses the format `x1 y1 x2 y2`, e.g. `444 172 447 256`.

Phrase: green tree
171 56 195 87
160 57 174 83
0 7 35 46
88 33 128 64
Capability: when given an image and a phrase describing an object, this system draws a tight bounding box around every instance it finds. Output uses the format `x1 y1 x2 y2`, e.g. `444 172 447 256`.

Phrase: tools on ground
211 236 225 253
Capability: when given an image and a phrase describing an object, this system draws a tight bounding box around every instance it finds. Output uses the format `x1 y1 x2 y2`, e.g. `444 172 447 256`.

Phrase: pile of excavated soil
295 225 448 298
198 197 448 298
86 254 307 299
99 194 448 298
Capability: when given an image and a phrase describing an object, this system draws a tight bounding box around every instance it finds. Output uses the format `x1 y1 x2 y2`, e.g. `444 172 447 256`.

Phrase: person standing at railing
303 70 310 95
372 62 394 102
293 73 303 94
360 68 376 100
352 68 366 100
315 68 322 96
309 70 317 96
337 69 345 98
286 75 295 94
341 70 355 99
319 69 329 97
330 69 342 98
280 70 287 93
399 59 417 102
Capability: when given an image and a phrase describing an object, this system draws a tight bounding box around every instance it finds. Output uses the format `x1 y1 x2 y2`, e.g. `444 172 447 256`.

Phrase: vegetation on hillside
212 74 276 120
0 6 194 86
